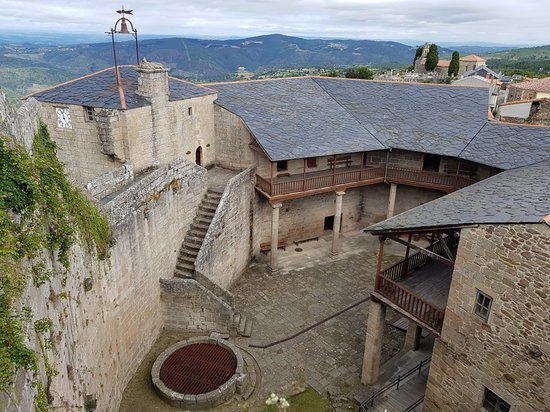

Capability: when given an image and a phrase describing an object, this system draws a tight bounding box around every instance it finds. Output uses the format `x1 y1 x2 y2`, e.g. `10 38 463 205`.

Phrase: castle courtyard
120 232 407 411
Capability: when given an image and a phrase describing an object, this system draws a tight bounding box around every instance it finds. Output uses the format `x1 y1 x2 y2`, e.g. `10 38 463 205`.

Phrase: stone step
207 187 224 196
174 267 194 278
183 238 202 249
176 261 194 272
197 209 215 218
195 216 213 226
188 228 207 238
179 250 198 261
191 222 209 232
199 205 217 214
233 312 241 326
202 198 220 208
243 318 253 338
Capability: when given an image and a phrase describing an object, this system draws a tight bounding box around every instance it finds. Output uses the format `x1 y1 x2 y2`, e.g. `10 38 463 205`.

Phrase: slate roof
211 78 385 160
28 66 215 110
365 160 550 233
211 77 550 168
462 66 504 80
460 122 550 170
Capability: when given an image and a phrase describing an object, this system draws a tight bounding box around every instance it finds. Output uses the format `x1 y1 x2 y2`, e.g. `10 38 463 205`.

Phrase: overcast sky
0 0 548 45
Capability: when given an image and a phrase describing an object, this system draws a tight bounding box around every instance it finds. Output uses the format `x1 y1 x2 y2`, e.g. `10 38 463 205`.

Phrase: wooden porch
373 236 457 335
255 165 477 202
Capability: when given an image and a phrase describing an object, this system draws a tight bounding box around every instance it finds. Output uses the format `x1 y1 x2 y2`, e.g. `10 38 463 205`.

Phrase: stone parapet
85 163 134 200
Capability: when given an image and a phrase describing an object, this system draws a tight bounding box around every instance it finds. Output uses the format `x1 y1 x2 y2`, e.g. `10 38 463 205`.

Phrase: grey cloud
0 0 547 44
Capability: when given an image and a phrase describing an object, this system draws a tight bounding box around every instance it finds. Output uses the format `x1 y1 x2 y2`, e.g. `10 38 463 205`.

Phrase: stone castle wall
424 224 550 411
213 105 257 170
1 157 208 411
195 168 255 290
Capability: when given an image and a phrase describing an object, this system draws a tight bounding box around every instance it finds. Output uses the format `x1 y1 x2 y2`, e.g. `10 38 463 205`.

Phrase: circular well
152 337 244 409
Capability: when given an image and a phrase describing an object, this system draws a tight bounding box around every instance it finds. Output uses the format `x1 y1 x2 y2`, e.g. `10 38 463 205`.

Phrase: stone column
403 321 422 352
361 300 387 385
270 203 282 271
331 191 345 255
386 183 397 218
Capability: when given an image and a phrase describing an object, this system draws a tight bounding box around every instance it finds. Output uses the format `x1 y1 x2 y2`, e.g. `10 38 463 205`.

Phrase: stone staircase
231 311 253 338
173 183 253 338
174 187 223 278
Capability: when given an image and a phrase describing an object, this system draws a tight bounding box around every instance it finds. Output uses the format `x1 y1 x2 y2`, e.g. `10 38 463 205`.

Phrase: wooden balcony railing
380 237 451 282
256 166 476 198
376 276 445 332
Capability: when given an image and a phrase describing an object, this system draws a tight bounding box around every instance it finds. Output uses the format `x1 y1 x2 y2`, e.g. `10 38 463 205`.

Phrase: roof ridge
458 121 488 159
311 77 386 148
168 75 218 94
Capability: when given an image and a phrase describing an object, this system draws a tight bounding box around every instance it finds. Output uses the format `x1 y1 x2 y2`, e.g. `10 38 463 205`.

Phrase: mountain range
0 33 547 100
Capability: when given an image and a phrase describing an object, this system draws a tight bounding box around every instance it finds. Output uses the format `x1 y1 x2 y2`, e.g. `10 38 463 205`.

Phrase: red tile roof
511 76 550 93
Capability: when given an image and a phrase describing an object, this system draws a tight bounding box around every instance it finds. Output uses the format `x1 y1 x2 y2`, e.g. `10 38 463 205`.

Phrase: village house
15 61 550 411
507 76 550 102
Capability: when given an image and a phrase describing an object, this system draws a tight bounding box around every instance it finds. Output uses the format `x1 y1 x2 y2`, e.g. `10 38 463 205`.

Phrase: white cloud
0 0 547 44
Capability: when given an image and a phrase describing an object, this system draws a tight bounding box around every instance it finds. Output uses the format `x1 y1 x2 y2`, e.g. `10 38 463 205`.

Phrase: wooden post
270 161 274 196
376 236 386 276
402 233 412 276
303 158 306 191
361 152 365 180
332 154 336 186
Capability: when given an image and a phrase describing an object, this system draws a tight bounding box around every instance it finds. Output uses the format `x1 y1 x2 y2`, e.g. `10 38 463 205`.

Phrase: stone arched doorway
195 146 203 166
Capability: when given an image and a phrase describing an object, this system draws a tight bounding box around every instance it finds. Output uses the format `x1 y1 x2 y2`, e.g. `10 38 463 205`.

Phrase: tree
345 66 374 80
322 69 339 77
413 46 423 66
448 51 460 77
425 44 439 71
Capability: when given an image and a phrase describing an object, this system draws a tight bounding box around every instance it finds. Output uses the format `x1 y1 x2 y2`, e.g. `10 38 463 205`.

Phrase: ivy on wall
0 122 110 409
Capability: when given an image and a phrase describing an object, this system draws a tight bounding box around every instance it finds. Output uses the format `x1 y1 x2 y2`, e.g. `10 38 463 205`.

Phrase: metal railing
404 396 425 412
255 166 477 198
359 357 431 411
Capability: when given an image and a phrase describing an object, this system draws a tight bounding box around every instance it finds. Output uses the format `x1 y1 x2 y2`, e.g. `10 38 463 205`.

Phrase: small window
306 157 317 168
483 388 510 412
276 160 288 171
187 107 192 116
474 290 492 321
84 106 95 121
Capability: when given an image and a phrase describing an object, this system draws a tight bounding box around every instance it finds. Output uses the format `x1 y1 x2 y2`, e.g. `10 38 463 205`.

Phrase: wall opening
422 154 441 172
195 146 203 166
324 215 334 231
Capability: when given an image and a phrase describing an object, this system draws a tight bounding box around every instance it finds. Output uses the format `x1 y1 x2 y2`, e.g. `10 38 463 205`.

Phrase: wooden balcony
373 238 455 335
256 165 477 201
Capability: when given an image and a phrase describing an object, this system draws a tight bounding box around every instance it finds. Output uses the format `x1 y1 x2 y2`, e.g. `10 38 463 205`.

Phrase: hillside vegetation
485 45 550 76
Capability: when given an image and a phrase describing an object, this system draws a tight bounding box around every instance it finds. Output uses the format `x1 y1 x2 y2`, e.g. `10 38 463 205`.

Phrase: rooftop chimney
136 59 169 103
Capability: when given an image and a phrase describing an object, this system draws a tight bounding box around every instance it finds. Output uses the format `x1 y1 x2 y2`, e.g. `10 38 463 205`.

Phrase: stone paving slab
120 231 408 411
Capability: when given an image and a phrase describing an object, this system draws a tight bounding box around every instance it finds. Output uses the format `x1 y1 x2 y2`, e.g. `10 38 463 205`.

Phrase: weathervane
107 6 140 109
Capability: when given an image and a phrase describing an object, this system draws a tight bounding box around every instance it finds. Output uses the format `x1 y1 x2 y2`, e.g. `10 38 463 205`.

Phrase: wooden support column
376 236 386 276
332 154 336 185
331 191 345 255
270 161 274 196
303 158 306 191
269 203 282 271
386 183 397 218
361 300 387 385
402 233 412 276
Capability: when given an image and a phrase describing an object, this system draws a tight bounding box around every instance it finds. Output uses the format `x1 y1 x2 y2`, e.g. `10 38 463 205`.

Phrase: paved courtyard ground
120 231 408 411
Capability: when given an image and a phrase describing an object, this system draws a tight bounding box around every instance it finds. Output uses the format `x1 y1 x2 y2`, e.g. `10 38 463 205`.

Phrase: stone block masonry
423 224 550 411
160 278 234 332
194 168 255 290
1 155 208 411
85 162 134 200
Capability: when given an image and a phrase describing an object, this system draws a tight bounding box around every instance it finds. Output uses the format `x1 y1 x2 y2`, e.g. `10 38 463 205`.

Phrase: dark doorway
324 216 335 231
422 154 441 172
195 146 203 166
